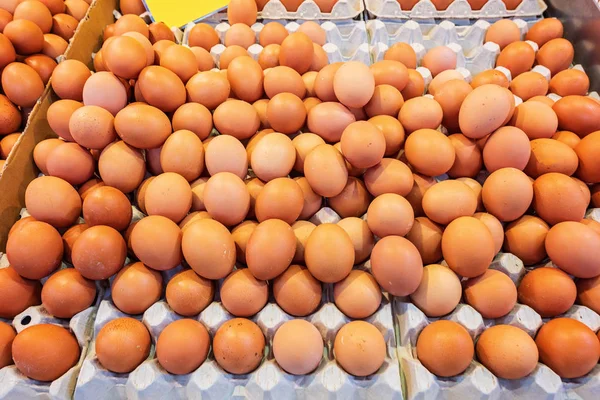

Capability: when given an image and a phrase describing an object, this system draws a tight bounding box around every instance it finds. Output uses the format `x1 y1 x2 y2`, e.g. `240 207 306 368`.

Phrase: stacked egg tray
364 0 547 20
393 213 600 400
0 255 102 400
73 267 402 399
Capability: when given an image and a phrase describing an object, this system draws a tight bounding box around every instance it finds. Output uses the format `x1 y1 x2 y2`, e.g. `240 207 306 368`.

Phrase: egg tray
179 20 370 67
73 262 403 400
394 246 600 400
0 256 104 400
364 0 547 20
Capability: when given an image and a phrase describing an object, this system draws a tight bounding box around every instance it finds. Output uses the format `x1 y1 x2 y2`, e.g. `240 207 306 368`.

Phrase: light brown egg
333 61 375 109
1 62 44 108
231 220 258 264
172 103 212 141
546 221 600 278
577 275 600 315
44 142 93 186
526 18 563 46
410 264 460 317
190 46 214 71
472 212 504 255
273 319 322 375
111 262 162 314
464 269 517 318
82 186 132 231
246 219 296 280
370 61 409 94
405 217 444 265
61 223 88 263
158 44 197 84
334 321 386 377
307 101 355 143
510 71 548 100
221 268 267 317
434 79 473 131
518 267 575 317
250 132 295 181
46 100 82 142
279 32 313 74
204 135 247 179
4 19 44 55
267 93 306 134
160 130 204 181
82 71 128 116
405 173 435 217
0 94 21 136
131 215 182 271
576 133 600 184
188 23 219 51
273 265 321 316
113 14 148 37
69 105 116 149
213 318 265 374
482 168 533 222
304 223 354 283
549 69 589 96
476 325 538 380
367 193 414 237
340 121 385 169
264 66 305 98
103 35 146 79
255 177 303 224
527 95 555 107
186 71 231 110
25 176 81 228
12 324 80 381
0 266 41 318
459 84 513 139
227 0 257 26
536 38 574 76
245 177 264 219
416 320 474 377
72 225 126 280
0 322 15 369
328 177 370 219
510 101 558 140
166 269 213 316
525 138 578 178
148 22 175 43
533 173 587 225
303 143 348 197
213 99 260 140
98 141 145 193
485 19 521 50
483 126 530 172
295 176 322 219
203 172 251 226
428 70 464 96
447 133 481 178
145 172 192 223
298 21 325 45
310 43 328 72
369 116 405 157
336 217 374 263
404 129 454 177
471 69 510 89
422 180 477 225
303 71 318 97
0 133 19 159
96 317 151 373
259 22 288 46
253 99 270 129
137 65 186 112
364 84 404 118
52 13 78 40
334 270 381 319
78 178 104 200
536 318 600 378
228 56 264 103
292 133 325 172
496 41 535 78
363 158 413 198
218 45 248 69
504 215 549 264
553 96 600 138
313 62 342 101
442 216 495 278
291 220 315 263
156 319 210 375
399 97 443 133
14 0 53 33
384 42 417 68
370 235 423 295
24 54 57 84
224 23 256 49
421 46 457 77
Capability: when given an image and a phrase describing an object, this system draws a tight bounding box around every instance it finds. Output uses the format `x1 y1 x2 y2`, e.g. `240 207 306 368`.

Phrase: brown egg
446 133 481 178
428 70 464 96
72 225 126 280
333 61 375 109
246 219 296 280
536 38 574 76
273 319 322 375
203 172 250 226
554 96 600 138
472 212 504 255
137 66 186 112
14 0 52 33
367 193 414 237
334 321 385 377
0 266 41 318
477 325 538 380
159 44 197 84
416 320 474 377
290 220 313 263
369 116 404 156
525 138 578 178
273 265 321 316
221 268 268 317
1 62 44 108
253 99 270 129
0 322 15 369
165 269 213 316
405 173 434 217
422 180 477 225
575 131 600 183
363 159 412 198
404 129 454 177
24 54 57 84
303 71 318 97
186 71 230 110
482 168 533 222
496 41 535 78
103 36 146 79
254 177 303 224
0 94 21 136
303 144 350 198
369 61 409 95
405 217 444 265
485 19 521 50
459 84 514 139
46 100 82 142
533 173 586 225
264 66 305 98
433 79 473 132
144 172 192 223
307 101 355 143
384 42 417 68
181 218 235 280
509 71 548 100
304 223 353 283
546 221 600 278
527 95 555 107
82 186 132 231
224 23 256 49
8 216 37 238
334 270 381 319
483 126 530 172
218 45 248 69
52 13 78 40
188 23 219 51
259 22 288 46
160 130 204 181
213 318 264 374
111 262 162 314
51 59 91 101
310 43 328 72
4 19 43 55
327 177 370 219
518 267 575 317
295 176 322 219
96 317 151 373
399 98 443 133
267 93 306 134
504 215 549 264
549 69 589 96
98 141 145 193
313 62 342 101
228 56 263 103
370 235 423 295
213 99 259 140
245 177 264 219
82 71 128 116
69 105 116 149
190 46 214 71
179 211 212 231
204 135 247 179
292 133 325 172
131 215 182 271
231 220 257 264
510 101 558 140
536 318 600 378
279 32 313 74
442 216 495 278
526 18 563 47
0 133 19 159
577 275 600 314
78 178 104 200
410 264 461 317
12 324 79 381
422 46 457 77
148 21 175 43
463 269 516 318
25 176 81 228
335 218 372 264
61 223 88 264
339 121 385 169
156 319 210 375
471 69 510 89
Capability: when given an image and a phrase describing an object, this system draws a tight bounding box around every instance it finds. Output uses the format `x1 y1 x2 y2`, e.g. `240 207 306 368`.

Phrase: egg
213 318 265 374
228 56 264 103
446 134 482 178
188 23 219 51
303 223 353 283
476 325 538 380
369 116 405 157
0 94 21 135
503 215 549 264
370 61 410 94
160 130 204 181
155 319 210 375
517 267 576 317
303 71 318 96
298 21 325 46
279 32 313 74
61 223 88 263
433 79 473 131
422 180 477 225
255 177 304 224
295 177 323 219
310 43 328 72
472 212 504 255
525 138 578 178
333 61 375 109
12 324 80 381
103 35 146 79
144 172 192 223
218 45 248 69
186 71 231 110
259 22 288 46
334 321 385 377
137 66 186 112
72 225 126 280
245 177 264 219
533 173 587 225
333 270 381 319
536 38 574 76
96 317 151 373
213 99 259 140
338 121 385 169
404 129 454 177
496 41 535 77
363 159 412 199
266 93 306 134
384 42 417 68
82 71 128 116
227 0 257 26
271 265 321 317
224 23 256 49
370 235 423 295
39 268 95 319
526 18 563 46
52 13 78 40
157 44 197 84
549 69 589 96
264 66 305 98
273 319 322 375
510 101 558 140
459 84 514 139
220 268 269 317
464 269 517 318
399 97 443 133
78 178 105 200
485 19 521 50
2 62 44 108
442 216 495 278
46 100 82 142
246 219 296 280
575 131 600 183
314 62 342 101
536 318 600 378
202 172 251 226
25 176 81 228
69 105 117 150
81 186 130 232
416 320 474 377
509 71 548 100
292 133 325 172
335 218 372 264
410 264 461 317
405 173 435 217
0 322 15 369
231 220 258 264
111 262 162 314
482 126 530 172
148 21 175 43
471 69 510 89
577 275 600 314
4 19 44 54
0 133 19 158
545 221 600 278
181 218 235 279
0 266 41 318
204 135 247 179
482 168 533 222
98 141 146 193
307 101 355 142
421 46 457 77
365 193 413 238
190 46 214 71
165 269 213 317
328 177 370 219
24 54 57 84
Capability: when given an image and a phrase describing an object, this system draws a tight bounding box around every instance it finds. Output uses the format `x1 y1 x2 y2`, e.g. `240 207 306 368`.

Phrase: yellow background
142 0 230 28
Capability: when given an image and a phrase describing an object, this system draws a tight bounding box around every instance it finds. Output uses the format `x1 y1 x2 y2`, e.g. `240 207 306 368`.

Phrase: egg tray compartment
395 250 600 400
180 20 370 67
0 258 104 400
364 0 547 20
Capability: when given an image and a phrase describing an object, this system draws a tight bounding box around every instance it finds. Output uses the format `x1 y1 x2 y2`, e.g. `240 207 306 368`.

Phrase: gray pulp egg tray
364 0 547 20
0 255 104 400
73 261 402 400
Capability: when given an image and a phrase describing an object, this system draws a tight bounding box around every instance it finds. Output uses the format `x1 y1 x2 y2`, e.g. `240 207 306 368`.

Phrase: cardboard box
0 0 118 251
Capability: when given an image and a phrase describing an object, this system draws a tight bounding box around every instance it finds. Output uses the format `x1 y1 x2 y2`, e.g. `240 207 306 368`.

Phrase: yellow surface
143 0 230 28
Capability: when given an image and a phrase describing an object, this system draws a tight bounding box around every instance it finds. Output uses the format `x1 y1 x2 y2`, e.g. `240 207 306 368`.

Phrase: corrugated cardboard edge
0 0 118 251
